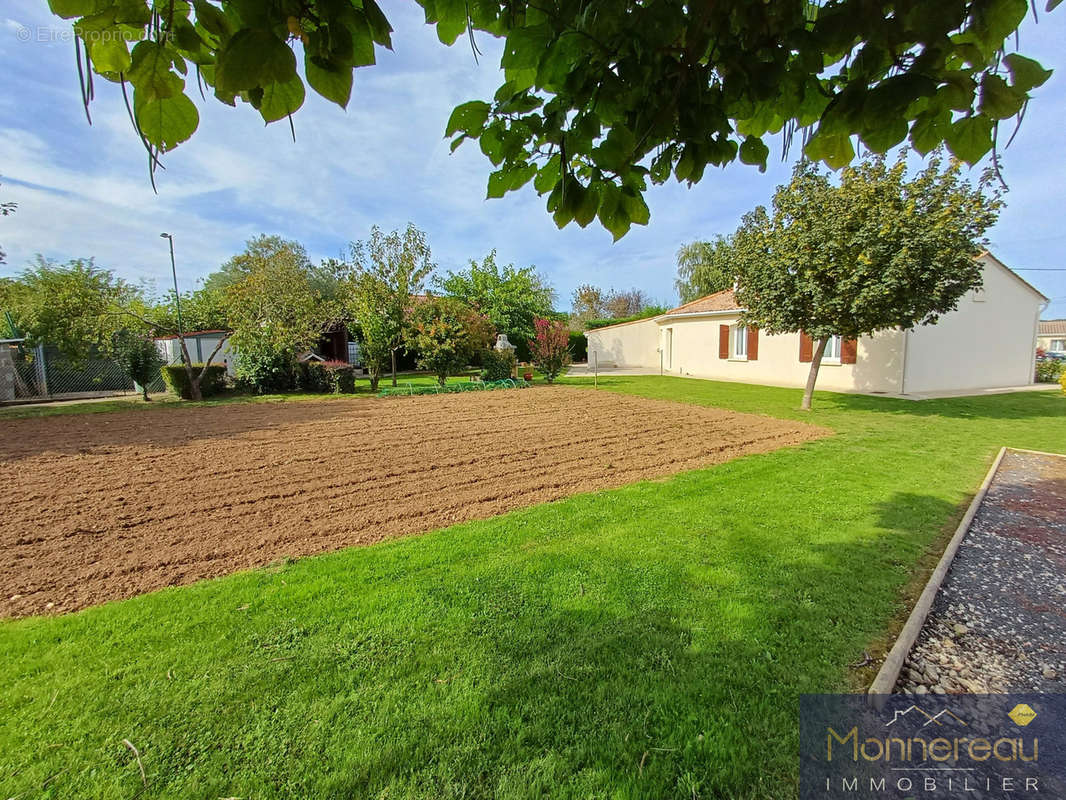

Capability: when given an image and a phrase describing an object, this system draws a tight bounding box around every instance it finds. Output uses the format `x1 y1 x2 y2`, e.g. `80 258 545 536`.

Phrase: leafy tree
345 224 435 386
222 237 334 392
731 149 1003 411
50 1 1054 237
346 270 392 392
572 284 655 325
433 250 554 358
112 329 164 401
2 257 140 363
603 288 651 319
675 237 736 303
528 318 571 383
405 297 493 386
570 284 608 324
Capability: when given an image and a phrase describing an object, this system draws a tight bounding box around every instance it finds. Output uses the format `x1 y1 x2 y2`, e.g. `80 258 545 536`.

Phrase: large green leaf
803 131 855 169
738 136 769 171
259 75 305 123
434 0 468 45
445 101 490 137
978 74 1024 119
909 109 951 155
215 30 295 94
305 56 352 108
859 116 908 153
136 91 199 150
127 41 181 99
1003 54 1053 93
88 36 132 74
48 0 112 19
945 115 993 163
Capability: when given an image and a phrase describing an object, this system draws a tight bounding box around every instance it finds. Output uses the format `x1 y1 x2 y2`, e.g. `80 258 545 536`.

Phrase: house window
1051 339 1066 353
733 325 747 359
824 335 842 362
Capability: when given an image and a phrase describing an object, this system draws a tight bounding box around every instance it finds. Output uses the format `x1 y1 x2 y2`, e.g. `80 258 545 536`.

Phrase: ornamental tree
433 250 555 358
345 224 435 387
112 329 164 401
47 0 1054 238
222 236 334 392
405 296 493 386
730 149 1003 410
529 318 571 383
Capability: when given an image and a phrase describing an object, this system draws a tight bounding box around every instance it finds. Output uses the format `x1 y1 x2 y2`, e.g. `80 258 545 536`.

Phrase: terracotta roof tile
663 289 741 316
1040 319 1066 335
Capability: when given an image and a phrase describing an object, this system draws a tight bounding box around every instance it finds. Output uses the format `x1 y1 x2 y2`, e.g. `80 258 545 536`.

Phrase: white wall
902 256 1043 394
155 336 236 376
662 313 904 393
585 318 660 368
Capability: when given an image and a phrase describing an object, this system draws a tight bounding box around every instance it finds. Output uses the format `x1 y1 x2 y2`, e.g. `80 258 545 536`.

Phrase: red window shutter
747 326 759 361
841 337 858 364
718 325 730 359
799 331 813 363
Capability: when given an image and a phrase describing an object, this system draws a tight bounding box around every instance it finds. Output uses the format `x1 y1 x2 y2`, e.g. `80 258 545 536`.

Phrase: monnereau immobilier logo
799 694 1066 798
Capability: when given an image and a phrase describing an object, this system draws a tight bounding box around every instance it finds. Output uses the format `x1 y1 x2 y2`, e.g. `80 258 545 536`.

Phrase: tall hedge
161 364 227 399
568 331 587 363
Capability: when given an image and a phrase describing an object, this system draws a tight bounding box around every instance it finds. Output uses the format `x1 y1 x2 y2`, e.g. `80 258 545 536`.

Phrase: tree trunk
142 384 151 402
438 372 447 387
370 373 379 392
801 336 829 411
391 349 397 386
175 334 203 401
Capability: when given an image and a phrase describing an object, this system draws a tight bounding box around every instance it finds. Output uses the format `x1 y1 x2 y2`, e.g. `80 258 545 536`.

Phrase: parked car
1038 351 1066 362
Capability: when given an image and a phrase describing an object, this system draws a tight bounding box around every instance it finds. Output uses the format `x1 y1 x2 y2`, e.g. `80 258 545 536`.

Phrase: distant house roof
661 289 742 318
1040 319 1066 336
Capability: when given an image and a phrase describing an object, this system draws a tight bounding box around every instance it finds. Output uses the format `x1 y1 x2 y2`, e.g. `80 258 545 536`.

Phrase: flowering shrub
529 318 571 383
406 297 494 386
1036 358 1064 384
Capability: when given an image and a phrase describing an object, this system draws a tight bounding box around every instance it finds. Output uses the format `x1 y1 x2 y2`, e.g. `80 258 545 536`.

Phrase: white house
1037 320 1066 355
586 252 1048 396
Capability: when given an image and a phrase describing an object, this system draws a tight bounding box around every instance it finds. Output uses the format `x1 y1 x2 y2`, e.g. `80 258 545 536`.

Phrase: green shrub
235 349 297 394
160 364 227 399
1036 359 1065 383
298 361 358 394
480 349 516 381
568 331 587 363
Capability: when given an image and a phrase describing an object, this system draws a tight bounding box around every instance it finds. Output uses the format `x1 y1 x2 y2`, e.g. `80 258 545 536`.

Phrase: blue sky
1 4 1064 317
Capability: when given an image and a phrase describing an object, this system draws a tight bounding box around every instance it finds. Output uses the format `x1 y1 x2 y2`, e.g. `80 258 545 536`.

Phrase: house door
664 328 673 370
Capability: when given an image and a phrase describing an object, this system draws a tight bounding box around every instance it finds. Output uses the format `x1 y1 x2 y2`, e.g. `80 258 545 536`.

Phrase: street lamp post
159 233 183 335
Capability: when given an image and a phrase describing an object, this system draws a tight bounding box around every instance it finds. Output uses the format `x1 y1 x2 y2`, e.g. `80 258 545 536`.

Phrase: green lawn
1 378 1063 799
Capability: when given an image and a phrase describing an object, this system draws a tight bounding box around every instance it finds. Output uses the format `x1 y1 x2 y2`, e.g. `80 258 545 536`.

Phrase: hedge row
296 361 358 394
160 364 228 399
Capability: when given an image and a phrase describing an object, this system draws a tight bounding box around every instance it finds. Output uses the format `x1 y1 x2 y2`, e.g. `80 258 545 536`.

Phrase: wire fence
1 342 165 403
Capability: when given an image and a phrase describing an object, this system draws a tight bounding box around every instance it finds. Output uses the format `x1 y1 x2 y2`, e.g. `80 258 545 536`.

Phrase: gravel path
897 448 1066 694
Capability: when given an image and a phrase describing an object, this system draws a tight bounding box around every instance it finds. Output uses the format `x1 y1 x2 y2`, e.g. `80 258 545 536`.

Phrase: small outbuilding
586 252 1047 396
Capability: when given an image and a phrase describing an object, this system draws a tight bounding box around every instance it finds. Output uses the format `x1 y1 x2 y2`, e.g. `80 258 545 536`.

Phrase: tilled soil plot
0 387 825 617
